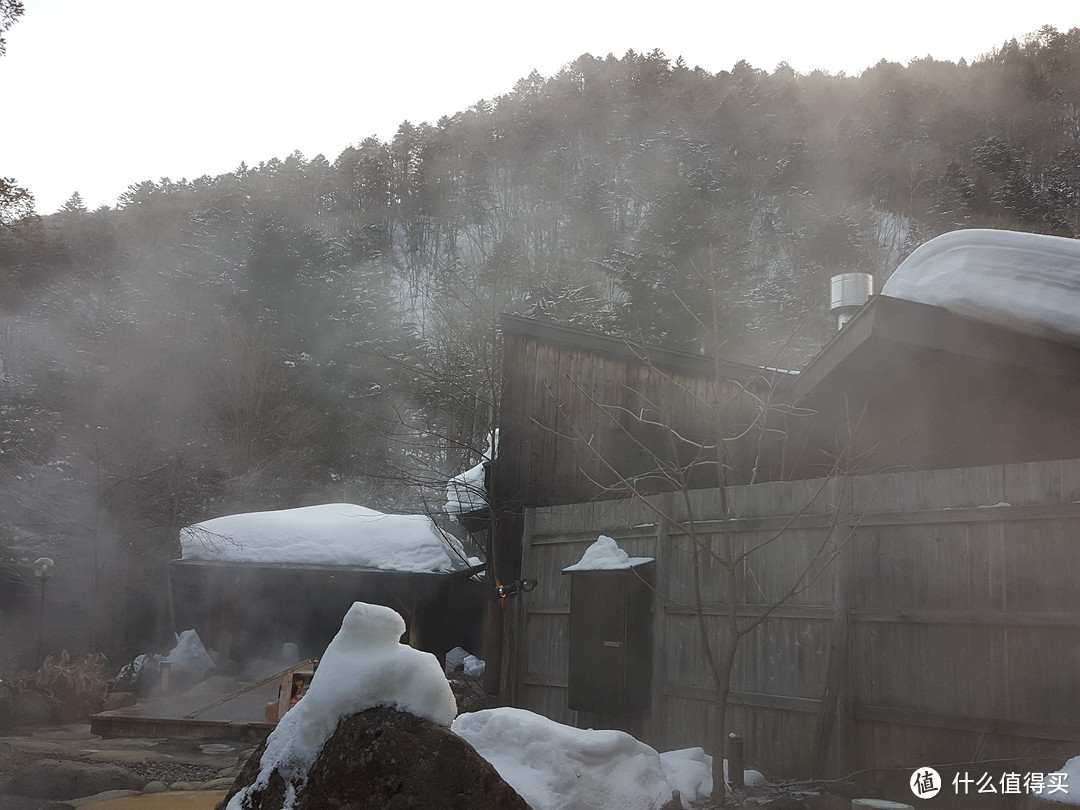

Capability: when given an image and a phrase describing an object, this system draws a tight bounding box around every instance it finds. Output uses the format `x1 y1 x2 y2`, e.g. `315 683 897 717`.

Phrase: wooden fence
507 458 1080 785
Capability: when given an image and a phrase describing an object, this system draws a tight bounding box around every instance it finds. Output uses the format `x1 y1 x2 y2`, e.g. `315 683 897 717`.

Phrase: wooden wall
496 321 785 512
508 458 1080 787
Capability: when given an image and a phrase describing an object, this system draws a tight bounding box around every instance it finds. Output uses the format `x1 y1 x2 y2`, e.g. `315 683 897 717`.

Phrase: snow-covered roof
178 503 473 574
562 535 653 573
882 229 1080 345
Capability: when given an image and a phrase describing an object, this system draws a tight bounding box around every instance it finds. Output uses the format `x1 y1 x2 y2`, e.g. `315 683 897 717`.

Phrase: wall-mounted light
497 578 537 599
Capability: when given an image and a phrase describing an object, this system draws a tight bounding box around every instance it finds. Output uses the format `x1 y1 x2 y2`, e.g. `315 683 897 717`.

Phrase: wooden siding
509 457 1080 785
496 325 785 512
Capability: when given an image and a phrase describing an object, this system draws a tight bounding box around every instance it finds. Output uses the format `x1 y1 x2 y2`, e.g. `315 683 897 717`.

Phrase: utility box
564 561 655 716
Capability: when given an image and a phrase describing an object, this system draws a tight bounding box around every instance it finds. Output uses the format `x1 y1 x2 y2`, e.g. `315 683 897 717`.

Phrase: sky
2 0 1078 215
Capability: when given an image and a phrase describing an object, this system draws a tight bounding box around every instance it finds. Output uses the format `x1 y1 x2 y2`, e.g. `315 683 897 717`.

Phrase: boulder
101 691 136 712
2 760 145 800
0 690 56 729
217 705 530 810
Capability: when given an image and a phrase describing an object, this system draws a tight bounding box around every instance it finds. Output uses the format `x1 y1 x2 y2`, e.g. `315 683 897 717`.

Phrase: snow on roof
178 503 469 573
444 430 497 515
227 602 456 810
562 535 654 573
882 229 1080 344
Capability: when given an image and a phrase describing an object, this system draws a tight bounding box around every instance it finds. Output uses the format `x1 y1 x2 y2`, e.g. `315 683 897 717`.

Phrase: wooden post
647 505 671 746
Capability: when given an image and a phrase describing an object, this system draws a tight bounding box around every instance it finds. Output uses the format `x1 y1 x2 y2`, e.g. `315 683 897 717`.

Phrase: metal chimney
830 273 873 330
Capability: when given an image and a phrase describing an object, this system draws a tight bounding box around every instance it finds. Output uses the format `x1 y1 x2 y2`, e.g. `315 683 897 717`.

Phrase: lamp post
33 557 54 665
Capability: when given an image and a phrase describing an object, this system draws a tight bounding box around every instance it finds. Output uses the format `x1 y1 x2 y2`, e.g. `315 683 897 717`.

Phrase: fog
3 37 1080 672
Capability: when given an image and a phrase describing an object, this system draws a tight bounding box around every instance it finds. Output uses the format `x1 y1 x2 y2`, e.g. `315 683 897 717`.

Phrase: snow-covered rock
179 503 470 573
225 602 456 810
562 535 654 572
882 228 1080 345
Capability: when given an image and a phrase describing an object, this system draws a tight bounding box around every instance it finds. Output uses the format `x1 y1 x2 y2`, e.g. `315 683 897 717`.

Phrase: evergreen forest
2 27 1080 661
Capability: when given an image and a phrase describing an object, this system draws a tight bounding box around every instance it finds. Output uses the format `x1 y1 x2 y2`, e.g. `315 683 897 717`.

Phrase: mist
3 35 1080 670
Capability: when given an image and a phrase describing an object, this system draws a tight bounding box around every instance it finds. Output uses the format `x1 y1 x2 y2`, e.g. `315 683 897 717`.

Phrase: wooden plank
664 603 835 620
529 530 657 545
851 608 1080 628
854 502 1080 526
856 704 1080 743
662 684 823 714
648 514 671 743
522 674 569 688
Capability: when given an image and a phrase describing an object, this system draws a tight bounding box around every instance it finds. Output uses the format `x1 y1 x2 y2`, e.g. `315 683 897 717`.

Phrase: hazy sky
3 0 1078 214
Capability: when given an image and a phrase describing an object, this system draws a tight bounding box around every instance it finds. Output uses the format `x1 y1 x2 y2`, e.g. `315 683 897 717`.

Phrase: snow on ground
882 228 1080 344
226 601 456 810
453 708 765 810
445 430 497 514
562 535 654 572
179 503 471 572
453 707 673 810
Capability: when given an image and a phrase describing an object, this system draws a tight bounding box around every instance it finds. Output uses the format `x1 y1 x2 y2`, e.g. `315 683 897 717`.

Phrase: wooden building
491 314 795 586
169 560 484 667
496 294 1080 524
791 292 1080 476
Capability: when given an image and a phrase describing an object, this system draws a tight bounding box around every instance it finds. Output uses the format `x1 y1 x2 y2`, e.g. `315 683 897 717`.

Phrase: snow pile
444 646 486 679
444 646 470 674
882 228 1080 344
659 748 713 804
658 747 766 804
445 430 497 514
179 503 470 573
227 602 456 810
562 535 654 572
452 707 673 810
161 629 216 681
463 653 485 678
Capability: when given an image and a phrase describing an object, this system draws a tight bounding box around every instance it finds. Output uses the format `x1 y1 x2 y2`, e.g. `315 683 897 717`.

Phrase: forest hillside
2 27 1079 661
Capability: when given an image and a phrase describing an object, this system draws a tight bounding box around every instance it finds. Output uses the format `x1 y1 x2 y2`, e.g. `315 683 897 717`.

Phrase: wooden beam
856 704 1080 743
851 608 1080 628
664 603 835 621
663 684 823 714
